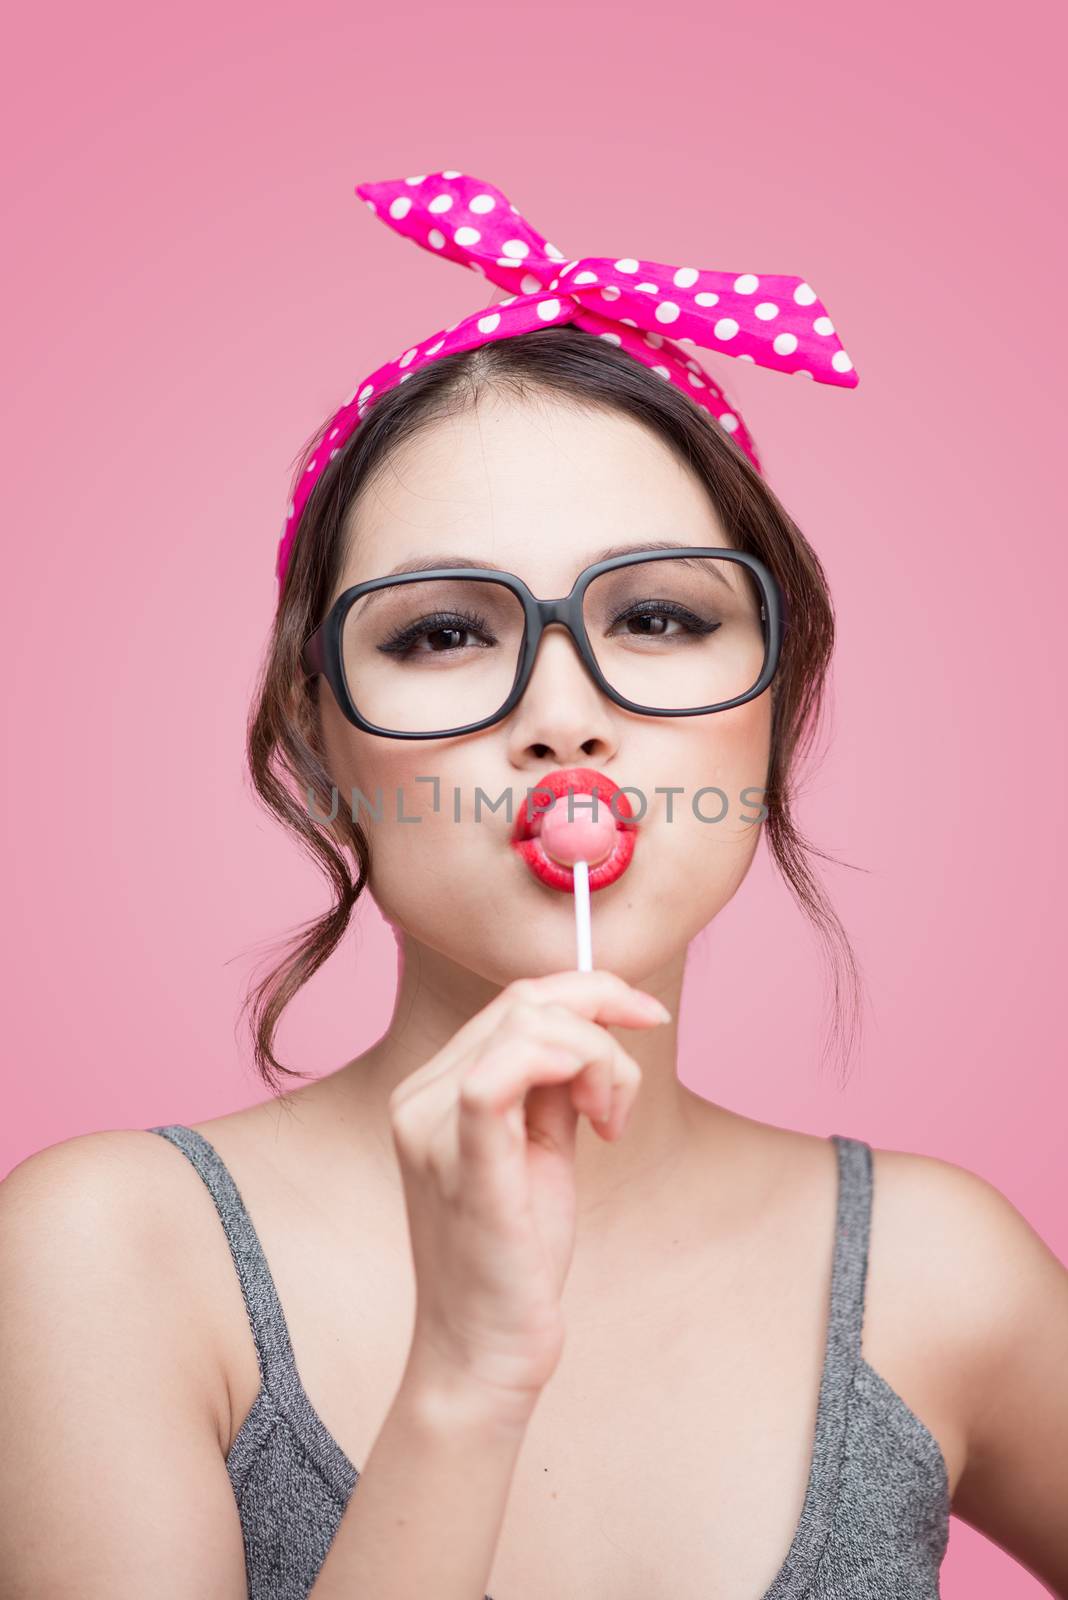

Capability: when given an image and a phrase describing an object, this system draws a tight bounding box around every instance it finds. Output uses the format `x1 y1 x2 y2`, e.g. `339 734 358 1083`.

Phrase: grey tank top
148 1125 950 1598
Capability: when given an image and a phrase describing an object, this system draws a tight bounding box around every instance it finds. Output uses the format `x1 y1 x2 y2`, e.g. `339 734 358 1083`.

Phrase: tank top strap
826 1132 873 1373
147 1123 299 1395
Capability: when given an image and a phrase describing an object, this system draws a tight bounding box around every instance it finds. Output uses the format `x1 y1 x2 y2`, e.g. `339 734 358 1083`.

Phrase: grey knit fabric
148 1125 950 1598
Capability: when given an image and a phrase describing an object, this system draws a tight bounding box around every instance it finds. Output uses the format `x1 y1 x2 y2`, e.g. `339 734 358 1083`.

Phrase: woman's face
316 389 772 990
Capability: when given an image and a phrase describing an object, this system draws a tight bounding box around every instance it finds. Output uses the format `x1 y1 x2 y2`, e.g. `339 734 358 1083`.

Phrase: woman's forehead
344 397 727 580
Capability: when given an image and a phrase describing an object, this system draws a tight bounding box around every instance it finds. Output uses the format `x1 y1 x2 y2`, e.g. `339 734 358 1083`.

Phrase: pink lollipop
538 796 617 971
539 796 617 868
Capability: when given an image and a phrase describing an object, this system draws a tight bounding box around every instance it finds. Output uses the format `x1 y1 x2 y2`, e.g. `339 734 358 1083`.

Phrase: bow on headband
275 168 858 591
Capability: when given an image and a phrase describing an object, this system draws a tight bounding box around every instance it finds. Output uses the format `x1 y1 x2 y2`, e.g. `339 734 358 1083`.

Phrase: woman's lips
510 765 639 893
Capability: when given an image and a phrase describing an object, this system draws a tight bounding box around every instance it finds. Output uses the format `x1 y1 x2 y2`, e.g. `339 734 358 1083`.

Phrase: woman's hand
388 969 671 1423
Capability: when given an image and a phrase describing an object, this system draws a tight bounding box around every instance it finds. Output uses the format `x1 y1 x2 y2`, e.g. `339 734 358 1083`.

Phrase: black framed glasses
300 547 784 740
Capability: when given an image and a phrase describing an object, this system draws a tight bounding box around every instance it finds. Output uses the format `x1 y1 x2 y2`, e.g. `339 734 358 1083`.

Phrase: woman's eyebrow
382 539 714 578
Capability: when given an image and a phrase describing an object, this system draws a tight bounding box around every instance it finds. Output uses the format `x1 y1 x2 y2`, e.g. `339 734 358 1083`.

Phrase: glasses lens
341 577 526 734
583 556 767 711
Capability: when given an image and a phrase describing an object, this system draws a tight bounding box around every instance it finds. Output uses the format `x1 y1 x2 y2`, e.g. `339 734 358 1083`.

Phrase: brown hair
242 327 864 1097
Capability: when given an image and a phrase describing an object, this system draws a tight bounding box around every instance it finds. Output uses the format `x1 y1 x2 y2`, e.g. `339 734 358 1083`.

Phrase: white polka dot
794 368 814 379
428 194 454 213
478 312 501 333
635 282 659 294
733 274 759 294
305 458 317 472
330 447 340 459
495 258 520 269
399 372 412 382
794 282 817 306
831 350 854 373
687 372 706 388
558 261 578 276
469 193 496 214
686 358 702 372
536 298 562 320
545 243 565 261
600 284 622 301
813 316 835 336
673 267 699 288
501 239 530 258
619 317 637 327
655 301 680 323
499 296 517 306
521 273 542 294
426 340 445 355
428 229 445 249
442 169 461 178
404 175 425 186
389 196 412 220
719 413 739 432
714 318 739 340
600 332 622 345
773 332 799 355
615 258 639 273
643 331 664 348
738 353 756 363
679 336 695 346
363 199 376 213
573 270 598 285
652 365 671 379
454 225 481 246
398 347 418 367
548 278 559 289
287 501 295 518
695 291 720 307
329 426 340 439
358 384 374 402
754 302 779 320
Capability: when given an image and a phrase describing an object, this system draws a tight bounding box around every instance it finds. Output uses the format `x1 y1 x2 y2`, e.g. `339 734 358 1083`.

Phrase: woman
2 178 1066 1600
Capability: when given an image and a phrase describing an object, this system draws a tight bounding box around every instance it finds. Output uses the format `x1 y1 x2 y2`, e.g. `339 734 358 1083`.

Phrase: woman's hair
243 327 864 1097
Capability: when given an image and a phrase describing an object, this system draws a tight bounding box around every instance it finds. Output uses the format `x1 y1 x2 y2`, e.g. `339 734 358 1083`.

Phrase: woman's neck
319 932 751 1251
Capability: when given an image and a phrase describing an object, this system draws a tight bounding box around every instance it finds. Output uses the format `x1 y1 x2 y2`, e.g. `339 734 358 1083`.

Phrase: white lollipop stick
537 792 613 974
573 858 593 971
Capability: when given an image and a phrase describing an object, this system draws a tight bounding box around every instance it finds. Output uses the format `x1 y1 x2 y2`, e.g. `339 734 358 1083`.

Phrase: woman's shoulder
1 1128 239 1459
716 1108 1031 1255
2 1124 219 1221
862 1138 1064 1363
702 1112 1045 1375
835 1133 1065 1491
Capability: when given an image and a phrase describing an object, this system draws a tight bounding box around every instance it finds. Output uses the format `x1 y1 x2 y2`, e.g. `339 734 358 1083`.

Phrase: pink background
2 2 1065 1591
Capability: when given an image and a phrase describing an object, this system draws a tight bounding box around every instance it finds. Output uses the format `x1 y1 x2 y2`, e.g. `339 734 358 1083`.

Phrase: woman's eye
421 625 474 651
623 612 682 637
378 614 496 657
608 603 720 638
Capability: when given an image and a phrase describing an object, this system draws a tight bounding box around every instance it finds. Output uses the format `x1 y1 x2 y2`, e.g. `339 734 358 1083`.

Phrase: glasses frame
300 547 784 740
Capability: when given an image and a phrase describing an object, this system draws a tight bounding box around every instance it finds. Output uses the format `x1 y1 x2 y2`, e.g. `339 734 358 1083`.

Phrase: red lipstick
510 766 639 893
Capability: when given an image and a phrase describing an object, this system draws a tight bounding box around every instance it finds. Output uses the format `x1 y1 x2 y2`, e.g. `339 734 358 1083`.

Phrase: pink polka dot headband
275 168 859 592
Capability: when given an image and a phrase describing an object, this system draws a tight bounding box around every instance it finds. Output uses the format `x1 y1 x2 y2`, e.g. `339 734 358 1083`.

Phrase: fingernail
639 994 672 1023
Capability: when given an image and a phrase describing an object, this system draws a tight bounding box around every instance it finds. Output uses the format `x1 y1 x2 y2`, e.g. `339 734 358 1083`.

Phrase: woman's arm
308 1347 530 1600
0 1135 249 1599
905 1153 1068 1597
0 1133 536 1600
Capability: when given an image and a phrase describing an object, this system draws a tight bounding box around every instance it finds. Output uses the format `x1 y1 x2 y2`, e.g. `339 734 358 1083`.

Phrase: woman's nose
505 622 618 761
